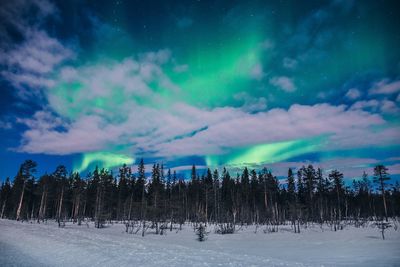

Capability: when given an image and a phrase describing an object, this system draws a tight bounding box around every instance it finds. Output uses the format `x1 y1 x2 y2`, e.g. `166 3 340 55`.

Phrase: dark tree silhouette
0 160 398 236
373 165 391 222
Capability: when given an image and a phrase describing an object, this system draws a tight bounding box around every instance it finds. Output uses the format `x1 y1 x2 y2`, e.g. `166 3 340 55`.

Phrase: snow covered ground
0 219 399 267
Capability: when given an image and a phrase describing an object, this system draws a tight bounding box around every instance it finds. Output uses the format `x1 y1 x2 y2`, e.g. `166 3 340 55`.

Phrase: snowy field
0 219 399 267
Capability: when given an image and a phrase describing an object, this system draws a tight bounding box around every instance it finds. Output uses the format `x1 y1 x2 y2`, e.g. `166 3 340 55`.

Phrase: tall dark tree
373 165 390 222
37 174 51 222
212 169 219 223
14 160 37 220
329 170 344 222
117 164 131 221
0 177 11 218
53 165 68 226
137 159 146 221
70 172 85 223
2 159 399 235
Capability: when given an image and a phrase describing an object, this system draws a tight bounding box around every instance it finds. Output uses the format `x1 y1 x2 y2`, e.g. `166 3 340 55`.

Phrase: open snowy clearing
0 219 399 267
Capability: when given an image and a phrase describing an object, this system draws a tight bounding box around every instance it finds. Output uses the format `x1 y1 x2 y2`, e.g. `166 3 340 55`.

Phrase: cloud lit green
74 152 134 173
1 0 399 176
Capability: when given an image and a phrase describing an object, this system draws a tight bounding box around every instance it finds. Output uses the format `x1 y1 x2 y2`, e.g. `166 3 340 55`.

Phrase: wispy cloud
369 79 400 95
234 92 267 112
351 99 400 114
1 31 74 95
17 64 398 161
345 88 361 100
0 0 57 40
269 76 297 92
282 58 298 70
249 63 264 80
2 0 399 175
0 0 74 98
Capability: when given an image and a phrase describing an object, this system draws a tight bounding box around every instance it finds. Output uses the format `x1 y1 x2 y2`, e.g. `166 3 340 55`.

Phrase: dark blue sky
0 0 399 181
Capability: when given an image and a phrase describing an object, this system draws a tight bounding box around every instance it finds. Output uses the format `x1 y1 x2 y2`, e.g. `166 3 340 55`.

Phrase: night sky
0 0 399 181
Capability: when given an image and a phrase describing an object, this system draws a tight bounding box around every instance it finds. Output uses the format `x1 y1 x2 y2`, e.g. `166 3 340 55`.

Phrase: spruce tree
15 160 37 221
373 165 390 222
329 170 344 223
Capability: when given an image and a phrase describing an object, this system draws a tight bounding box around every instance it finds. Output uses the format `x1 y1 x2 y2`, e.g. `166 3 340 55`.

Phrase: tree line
0 159 399 233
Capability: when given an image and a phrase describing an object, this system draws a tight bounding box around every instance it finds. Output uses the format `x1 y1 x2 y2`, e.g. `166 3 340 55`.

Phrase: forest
0 159 399 237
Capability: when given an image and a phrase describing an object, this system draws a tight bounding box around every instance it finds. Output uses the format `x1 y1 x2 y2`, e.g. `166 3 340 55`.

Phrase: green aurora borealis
1 0 399 178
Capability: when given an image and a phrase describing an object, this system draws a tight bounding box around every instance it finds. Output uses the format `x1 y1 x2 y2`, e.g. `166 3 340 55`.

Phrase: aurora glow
205 137 324 167
0 0 399 179
74 152 135 173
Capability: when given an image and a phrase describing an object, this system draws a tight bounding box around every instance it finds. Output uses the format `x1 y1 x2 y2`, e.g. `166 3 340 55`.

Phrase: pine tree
37 174 51 222
0 178 11 218
71 172 85 223
299 165 317 220
316 168 325 222
373 165 390 222
196 223 207 241
250 169 258 222
2 159 399 233
149 164 162 225
287 168 296 226
137 159 146 224
53 165 67 227
204 168 213 223
117 164 130 221
212 169 219 223
15 160 37 221
329 170 344 223
241 167 250 221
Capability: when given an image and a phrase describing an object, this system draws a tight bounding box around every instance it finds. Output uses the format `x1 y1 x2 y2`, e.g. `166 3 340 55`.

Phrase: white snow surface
0 219 399 267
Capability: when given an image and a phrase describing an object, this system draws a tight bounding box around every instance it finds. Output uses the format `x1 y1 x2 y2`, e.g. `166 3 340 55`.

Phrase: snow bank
0 219 399 267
